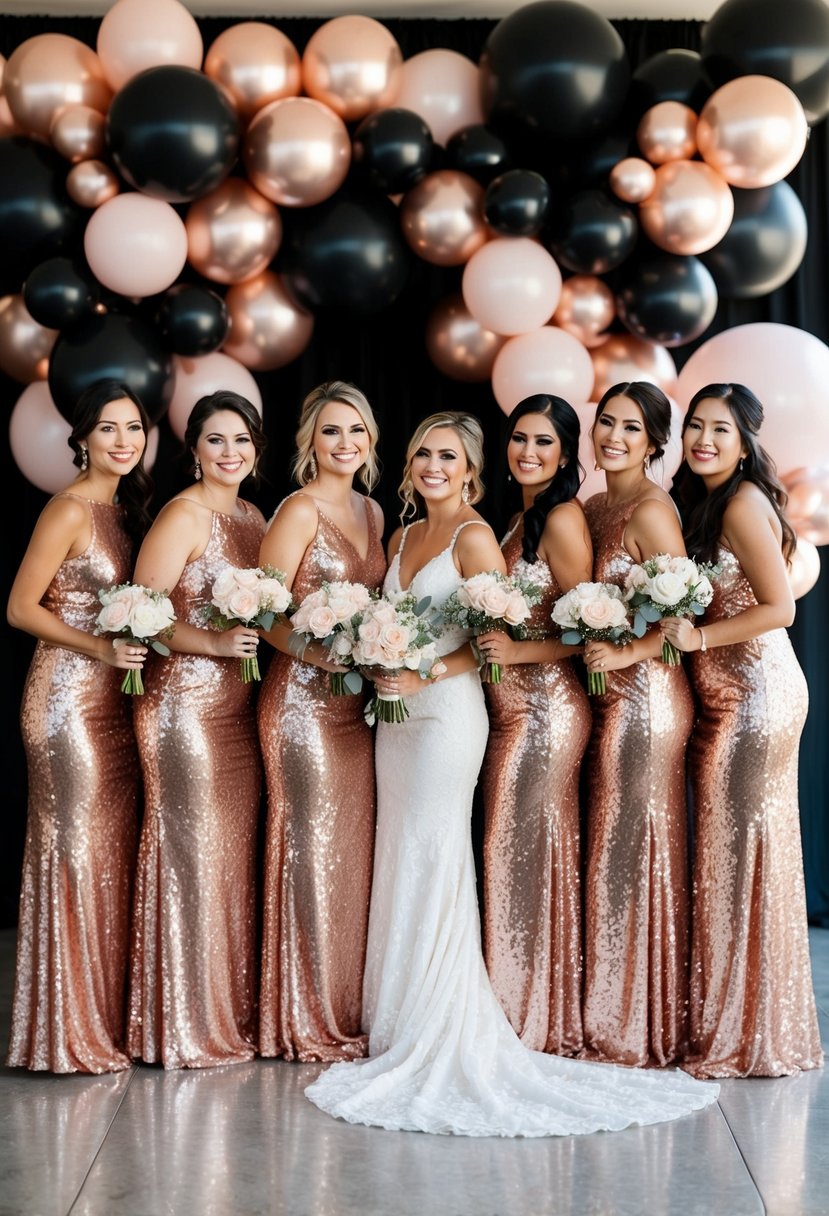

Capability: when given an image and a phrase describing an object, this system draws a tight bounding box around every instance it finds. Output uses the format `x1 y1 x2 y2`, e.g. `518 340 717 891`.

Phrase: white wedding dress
305 521 719 1136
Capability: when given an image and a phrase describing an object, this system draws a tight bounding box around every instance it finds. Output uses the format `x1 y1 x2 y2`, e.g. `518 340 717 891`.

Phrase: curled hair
69 379 152 547
184 390 267 484
671 383 796 565
594 380 671 462
505 395 582 564
292 381 380 492
399 411 485 521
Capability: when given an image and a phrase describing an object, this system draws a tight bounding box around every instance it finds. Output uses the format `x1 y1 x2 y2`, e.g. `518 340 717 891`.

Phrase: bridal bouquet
95 582 176 695
352 592 442 724
290 579 375 695
623 555 718 665
205 565 292 683
441 570 543 683
551 581 632 695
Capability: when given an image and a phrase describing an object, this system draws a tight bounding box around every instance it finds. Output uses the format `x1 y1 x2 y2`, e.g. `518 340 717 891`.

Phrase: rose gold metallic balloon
97 0 203 92
204 22 301 121
0 95 23 137
4 34 111 138
637 101 698 165
50 104 106 163
400 170 487 267
782 466 829 547
609 157 656 204
66 159 121 208
222 270 314 371
590 333 677 401
244 97 351 208
186 179 282 285
425 292 507 382
639 159 734 256
395 49 483 146
302 15 402 123
553 276 616 347
0 294 58 383
788 537 821 599
697 76 808 188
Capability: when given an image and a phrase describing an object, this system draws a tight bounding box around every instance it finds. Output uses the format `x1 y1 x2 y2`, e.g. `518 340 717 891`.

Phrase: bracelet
698 627 707 653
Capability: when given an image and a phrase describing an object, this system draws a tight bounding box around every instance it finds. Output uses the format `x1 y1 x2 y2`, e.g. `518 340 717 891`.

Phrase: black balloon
484 169 551 237
352 108 434 195
628 49 714 119
701 0 829 125
616 255 718 347
48 312 173 422
278 193 410 314
701 182 807 299
445 125 511 185
480 1 630 140
549 189 638 275
107 66 240 202
154 283 229 356
553 131 635 194
0 138 82 295
23 257 102 331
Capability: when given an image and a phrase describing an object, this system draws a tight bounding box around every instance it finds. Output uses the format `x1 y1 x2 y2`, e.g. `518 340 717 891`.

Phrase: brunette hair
505 395 582 564
594 380 671 462
184 390 267 484
292 381 380 491
399 411 485 520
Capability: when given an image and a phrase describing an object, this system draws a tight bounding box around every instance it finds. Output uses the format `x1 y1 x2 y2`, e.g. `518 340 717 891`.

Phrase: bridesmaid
663 382 822 1077
581 381 694 1067
7 380 152 1072
127 389 267 1069
478 395 592 1055
257 381 386 1061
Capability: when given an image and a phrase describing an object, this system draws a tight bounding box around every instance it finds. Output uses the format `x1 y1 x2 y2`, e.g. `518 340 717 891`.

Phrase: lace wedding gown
305 521 719 1136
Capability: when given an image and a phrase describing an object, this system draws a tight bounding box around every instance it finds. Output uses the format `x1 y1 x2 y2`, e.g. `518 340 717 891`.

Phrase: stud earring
193 457 202 481
80 447 88 471
309 453 318 479
462 482 470 504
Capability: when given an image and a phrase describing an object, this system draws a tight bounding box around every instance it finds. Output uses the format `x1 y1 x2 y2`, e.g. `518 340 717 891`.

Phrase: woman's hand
660 615 700 653
476 629 523 668
108 638 148 670
373 669 425 698
212 624 261 660
584 639 637 674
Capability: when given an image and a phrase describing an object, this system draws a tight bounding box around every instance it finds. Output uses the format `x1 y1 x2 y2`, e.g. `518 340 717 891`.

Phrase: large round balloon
4 34 111 139
0 138 83 295
84 194 189 298
97 0 203 92
10 380 75 493
549 189 638 275
222 270 314 371
302 15 402 123
0 294 57 383
590 333 678 401
491 325 594 414
788 538 821 599
701 0 829 125
394 50 483 147
484 170 551 237
446 124 511 186
463 237 562 336
617 255 718 348
628 49 714 118
674 323 829 474
639 160 734 256
244 97 351 208
352 108 434 195
23 257 102 330
167 351 262 440
278 192 410 313
107 66 240 203
400 171 487 267
424 292 507 382
696 76 808 188
204 22 301 121
700 181 807 299
782 466 829 547
48 311 173 422
481 1 630 140
186 179 282 286
154 283 229 357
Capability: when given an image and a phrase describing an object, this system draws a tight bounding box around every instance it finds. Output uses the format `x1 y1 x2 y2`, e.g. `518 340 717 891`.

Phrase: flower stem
588 670 607 696
240 655 261 683
374 692 409 724
661 639 682 666
121 668 145 695
482 661 502 684
330 672 346 696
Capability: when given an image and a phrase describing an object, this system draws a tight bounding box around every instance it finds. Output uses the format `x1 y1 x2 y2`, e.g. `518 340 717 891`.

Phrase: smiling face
312 401 370 479
592 394 654 473
410 425 470 505
508 412 563 492
81 397 146 477
192 408 256 488
683 397 747 488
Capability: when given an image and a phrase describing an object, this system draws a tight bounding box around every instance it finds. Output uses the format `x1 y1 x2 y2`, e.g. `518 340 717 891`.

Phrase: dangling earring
309 453 318 479
80 446 88 471
507 472 512 482
593 460 600 471
193 457 202 481
739 457 745 472
644 454 651 471
462 481 470 504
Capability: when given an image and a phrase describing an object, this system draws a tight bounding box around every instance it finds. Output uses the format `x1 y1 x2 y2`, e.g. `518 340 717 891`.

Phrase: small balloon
84 194 188 298
424 292 507 382
10 380 75 493
697 76 808 188
186 179 282 286
609 157 656 204
0 294 57 383
302 15 402 123
395 50 484 146
484 169 551 237
222 270 314 371
4 34 111 139
400 170 488 267
787 537 821 599
617 254 718 348
66 159 121 209
50 105 106 163
446 124 511 186
244 97 351 208
550 189 638 275
352 108 434 195
167 351 262 441
637 101 698 164
204 22 301 120
23 257 102 330
590 333 678 401
552 276 616 347
639 160 734 256
782 466 829 547
463 237 562 336
97 0 203 92
491 325 594 414
154 283 229 357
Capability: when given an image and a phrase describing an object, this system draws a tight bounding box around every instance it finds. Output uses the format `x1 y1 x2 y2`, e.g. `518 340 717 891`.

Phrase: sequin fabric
683 546 822 1078
8 496 138 1073
481 525 590 1054
582 492 693 1067
258 495 386 1062
128 501 265 1069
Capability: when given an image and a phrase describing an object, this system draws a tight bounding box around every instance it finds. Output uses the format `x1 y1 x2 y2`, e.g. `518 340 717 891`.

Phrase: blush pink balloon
492 326 594 415
144 425 160 473
788 537 821 600
394 50 483 146
425 292 507 382
167 352 263 441
639 160 734 256
85 194 188 298
222 271 314 371
590 333 678 402
463 238 562 337
204 23 301 121
302 15 402 123
243 97 351 208
783 466 829 546
697 76 808 188
10 380 75 493
97 0 203 92
400 171 488 266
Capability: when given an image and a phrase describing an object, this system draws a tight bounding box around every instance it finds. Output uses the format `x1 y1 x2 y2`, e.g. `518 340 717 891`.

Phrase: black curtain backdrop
1 14 827 927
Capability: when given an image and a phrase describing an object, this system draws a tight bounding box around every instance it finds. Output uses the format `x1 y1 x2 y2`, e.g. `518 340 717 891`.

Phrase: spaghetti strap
449 518 492 550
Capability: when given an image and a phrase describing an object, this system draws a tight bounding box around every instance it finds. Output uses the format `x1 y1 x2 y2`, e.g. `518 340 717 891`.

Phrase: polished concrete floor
0 928 827 1216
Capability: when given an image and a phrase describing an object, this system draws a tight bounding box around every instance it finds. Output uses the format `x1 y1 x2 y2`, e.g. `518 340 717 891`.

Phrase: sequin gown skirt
582 494 693 1068
258 499 386 1061
8 497 138 1074
305 522 718 1136
683 547 822 1078
481 529 590 1055
128 503 265 1069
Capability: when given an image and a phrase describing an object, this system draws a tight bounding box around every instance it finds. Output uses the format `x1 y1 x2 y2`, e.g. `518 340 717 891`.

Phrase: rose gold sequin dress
481 523 590 1054
582 492 694 1067
683 546 822 1078
128 500 265 1069
258 495 386 1061
8 496 138 1073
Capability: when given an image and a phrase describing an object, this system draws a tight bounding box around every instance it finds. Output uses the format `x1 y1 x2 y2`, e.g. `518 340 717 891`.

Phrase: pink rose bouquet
205 564 292 683
290 579 375 695
95 582 176 695
352 592 443 724
441 570 542 683
623 554 718 665
551 581 632 694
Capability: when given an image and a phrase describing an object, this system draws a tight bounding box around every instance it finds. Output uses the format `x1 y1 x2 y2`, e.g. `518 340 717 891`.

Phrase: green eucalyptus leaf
561 630 582 646
150 640 170 656
343 670 363 694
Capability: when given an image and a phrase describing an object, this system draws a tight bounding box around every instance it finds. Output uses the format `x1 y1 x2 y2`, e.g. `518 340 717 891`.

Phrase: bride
305 411 719 1137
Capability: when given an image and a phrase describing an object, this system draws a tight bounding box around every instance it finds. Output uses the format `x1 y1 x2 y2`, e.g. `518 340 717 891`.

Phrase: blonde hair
292 381 380 491
399 411 485 520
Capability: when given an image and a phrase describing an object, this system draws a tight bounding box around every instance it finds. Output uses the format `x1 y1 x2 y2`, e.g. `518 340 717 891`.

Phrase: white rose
379 622 410 654
502 590 530 626
626 566 649 593
330 632 353 659
356 639 381 664
233 568 261 589
647 571 687 607
259 579 291 613
358 619 381 643
211 567 238 605
479 583 511 618
97 600 131 633
580 594 628 630
668 556 698 581
403 648 422 669
694 575 714 606
227 587 260 621
653 554 671 573
372 601 397 625
307 605 337 637
130 597 167 638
